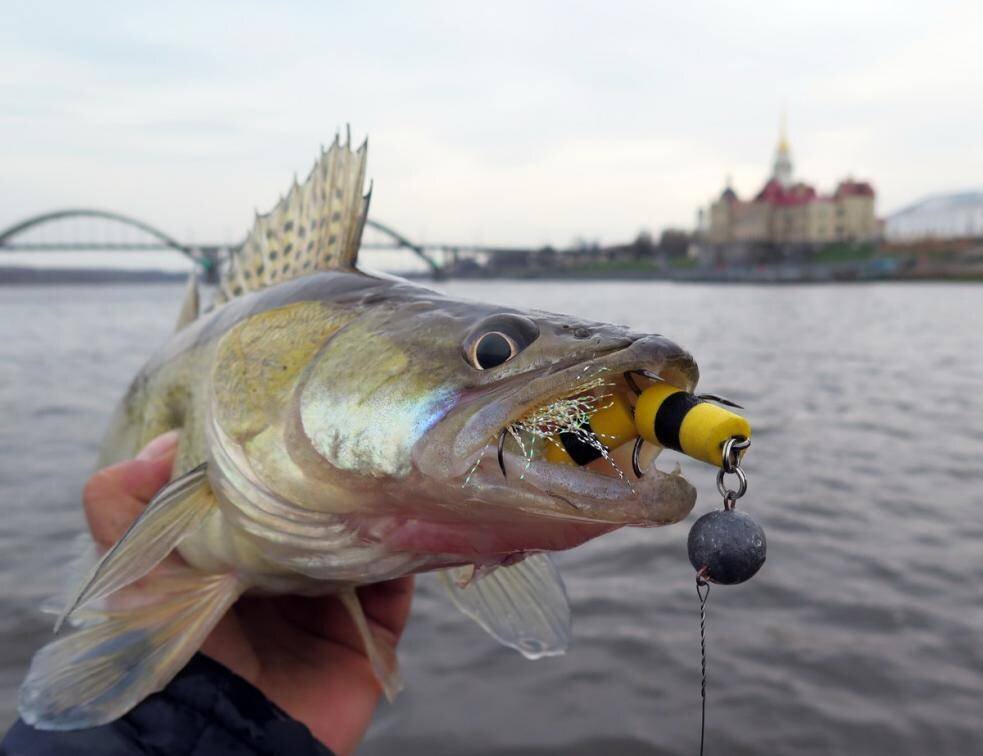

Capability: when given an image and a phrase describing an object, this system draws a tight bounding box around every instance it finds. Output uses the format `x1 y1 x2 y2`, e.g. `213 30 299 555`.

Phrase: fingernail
136 430 180 460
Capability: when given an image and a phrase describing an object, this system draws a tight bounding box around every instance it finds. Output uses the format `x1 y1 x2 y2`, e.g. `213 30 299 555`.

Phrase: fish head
291 287 700 558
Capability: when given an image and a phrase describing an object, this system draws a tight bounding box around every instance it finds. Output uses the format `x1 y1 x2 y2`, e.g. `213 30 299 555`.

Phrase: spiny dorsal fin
216 129 370 304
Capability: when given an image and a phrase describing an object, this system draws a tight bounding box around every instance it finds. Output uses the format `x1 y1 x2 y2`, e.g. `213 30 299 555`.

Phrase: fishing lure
542 374 751 472
537 370 765 583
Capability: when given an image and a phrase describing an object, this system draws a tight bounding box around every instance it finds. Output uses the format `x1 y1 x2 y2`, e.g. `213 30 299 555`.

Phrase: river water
1 280 981 754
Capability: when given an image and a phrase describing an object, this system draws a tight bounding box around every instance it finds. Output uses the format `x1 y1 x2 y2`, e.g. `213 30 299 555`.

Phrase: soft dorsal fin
174 272 199 331
216 129 370 303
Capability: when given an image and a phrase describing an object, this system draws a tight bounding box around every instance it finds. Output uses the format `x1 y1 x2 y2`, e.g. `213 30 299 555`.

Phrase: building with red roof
701 121 879 254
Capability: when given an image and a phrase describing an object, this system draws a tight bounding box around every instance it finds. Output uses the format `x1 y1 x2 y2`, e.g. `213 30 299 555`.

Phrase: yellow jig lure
543 376 751 473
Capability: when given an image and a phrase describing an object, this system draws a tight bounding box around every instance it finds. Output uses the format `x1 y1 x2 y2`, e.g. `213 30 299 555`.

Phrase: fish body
103 269 699 592
20 135 702 729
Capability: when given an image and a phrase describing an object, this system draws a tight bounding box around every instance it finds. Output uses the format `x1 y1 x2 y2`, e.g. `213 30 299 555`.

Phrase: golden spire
772 108 793 186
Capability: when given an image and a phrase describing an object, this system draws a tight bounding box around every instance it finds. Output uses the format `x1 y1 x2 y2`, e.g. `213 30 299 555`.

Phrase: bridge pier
192 246 222 284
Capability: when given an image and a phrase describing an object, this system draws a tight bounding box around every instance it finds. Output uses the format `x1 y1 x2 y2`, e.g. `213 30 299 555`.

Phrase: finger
135 430 179 461
83 460 168 547
274 594 360 650
357 576 415 639
83 441 177 547
273 576 415 653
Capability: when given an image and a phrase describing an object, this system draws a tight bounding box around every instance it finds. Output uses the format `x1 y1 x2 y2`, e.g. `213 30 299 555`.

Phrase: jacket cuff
2 654 334 756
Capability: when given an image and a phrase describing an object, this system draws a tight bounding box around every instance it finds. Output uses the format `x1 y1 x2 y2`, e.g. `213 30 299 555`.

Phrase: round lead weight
687 509 766 585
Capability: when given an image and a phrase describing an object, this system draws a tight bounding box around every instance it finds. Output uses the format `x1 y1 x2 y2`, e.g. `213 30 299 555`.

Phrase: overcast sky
3 0 982 253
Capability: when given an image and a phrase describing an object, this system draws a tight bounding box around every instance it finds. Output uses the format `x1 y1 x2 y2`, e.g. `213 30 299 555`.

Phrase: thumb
83 432 179 547
136 430 180 461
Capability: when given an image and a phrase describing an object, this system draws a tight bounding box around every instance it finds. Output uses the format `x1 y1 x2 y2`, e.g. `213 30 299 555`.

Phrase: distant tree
658 228 690 258
536 245 557 268
633 229 655 260
571 237 602 259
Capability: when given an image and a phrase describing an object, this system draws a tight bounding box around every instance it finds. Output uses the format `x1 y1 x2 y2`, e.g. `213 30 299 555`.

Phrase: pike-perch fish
19 134 703 729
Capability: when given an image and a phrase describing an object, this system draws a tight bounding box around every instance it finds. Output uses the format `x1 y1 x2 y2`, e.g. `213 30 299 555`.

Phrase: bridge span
0 208 469 281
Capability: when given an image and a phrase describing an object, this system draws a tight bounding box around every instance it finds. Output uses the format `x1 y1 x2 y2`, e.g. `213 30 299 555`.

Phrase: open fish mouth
442 335 701 527
496 370 659 484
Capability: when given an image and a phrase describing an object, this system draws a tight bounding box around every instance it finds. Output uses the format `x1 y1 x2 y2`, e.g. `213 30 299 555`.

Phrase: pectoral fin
339 589 403 702
58 463 214 630
440 553 571 659
20 567 242 730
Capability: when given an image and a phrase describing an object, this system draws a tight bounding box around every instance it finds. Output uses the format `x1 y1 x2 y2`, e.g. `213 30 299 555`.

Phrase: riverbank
4 254 983 286
437 258 983 283
0 267 189 285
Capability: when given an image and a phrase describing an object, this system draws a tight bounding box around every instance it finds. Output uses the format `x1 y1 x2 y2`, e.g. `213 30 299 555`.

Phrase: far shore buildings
699 123 880 261
885 192 983 240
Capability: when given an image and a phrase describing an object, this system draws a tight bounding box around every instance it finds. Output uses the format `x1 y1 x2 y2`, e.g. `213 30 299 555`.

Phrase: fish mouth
418 335 700 528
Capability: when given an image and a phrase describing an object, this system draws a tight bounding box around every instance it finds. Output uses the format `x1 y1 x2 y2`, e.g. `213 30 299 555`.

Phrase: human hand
82 431 414 755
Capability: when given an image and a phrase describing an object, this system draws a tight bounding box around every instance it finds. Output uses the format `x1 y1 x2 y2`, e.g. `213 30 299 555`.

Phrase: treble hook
623 369 665 396
632 437 646 478
497 429 508 479
696 393 744 410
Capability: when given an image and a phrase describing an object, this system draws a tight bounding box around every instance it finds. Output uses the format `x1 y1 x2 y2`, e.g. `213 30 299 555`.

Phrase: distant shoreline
0 267 190 285
2 264 981 286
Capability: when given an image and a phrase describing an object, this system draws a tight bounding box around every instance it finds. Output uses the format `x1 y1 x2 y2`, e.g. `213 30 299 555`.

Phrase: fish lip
477 446 695 526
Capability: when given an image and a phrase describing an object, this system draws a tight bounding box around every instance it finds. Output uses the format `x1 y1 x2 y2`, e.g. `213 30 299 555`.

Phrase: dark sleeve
1 654 334 756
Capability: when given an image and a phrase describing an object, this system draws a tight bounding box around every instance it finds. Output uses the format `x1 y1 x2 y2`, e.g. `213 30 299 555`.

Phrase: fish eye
464 314 540 370
470 331 517 369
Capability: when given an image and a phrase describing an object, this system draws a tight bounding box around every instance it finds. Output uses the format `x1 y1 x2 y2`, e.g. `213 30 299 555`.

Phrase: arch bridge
0 208 444 280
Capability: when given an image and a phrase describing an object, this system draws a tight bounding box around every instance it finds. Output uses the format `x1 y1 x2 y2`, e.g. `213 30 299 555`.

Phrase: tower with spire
772 112 793 187
701 111 878 254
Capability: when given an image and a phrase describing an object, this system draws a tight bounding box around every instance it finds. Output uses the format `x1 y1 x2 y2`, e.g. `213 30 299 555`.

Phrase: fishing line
696 573 710 756
685 436 766 754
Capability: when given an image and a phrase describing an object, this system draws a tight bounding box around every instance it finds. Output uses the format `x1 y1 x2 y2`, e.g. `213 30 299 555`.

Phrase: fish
18 131 701 730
